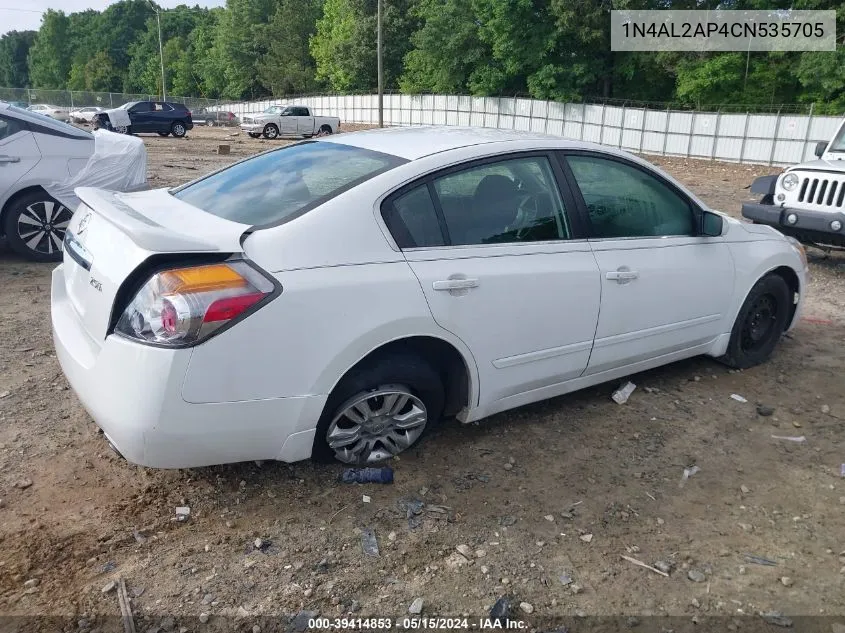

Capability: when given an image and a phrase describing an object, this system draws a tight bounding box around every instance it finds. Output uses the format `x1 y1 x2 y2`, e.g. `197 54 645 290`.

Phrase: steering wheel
512 193 540 239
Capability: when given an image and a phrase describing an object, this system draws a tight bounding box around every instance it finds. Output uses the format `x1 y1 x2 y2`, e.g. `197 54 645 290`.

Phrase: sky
0 0 226 36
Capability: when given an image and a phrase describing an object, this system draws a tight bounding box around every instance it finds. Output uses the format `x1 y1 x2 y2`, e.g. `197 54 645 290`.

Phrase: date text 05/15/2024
307 617 528 630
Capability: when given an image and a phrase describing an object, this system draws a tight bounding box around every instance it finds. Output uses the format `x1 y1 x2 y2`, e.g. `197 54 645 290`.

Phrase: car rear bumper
742 202 845 236
51 264 324 468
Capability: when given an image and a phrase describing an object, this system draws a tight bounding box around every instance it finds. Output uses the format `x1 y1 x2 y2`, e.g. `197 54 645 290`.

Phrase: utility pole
377 0 383 127
148 1 166 101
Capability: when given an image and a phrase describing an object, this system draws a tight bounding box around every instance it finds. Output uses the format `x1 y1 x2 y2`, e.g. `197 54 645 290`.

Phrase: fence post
738 111 750 164
801 102 815 162
619 102 626 149
710 109 722 161
528 97 534 131
512 95 518 130
110 93 114 108
661 106 670 156
579 103 586 141
598 102 606 145
70 91 74 110
768 107 782 166
637 107 646 154
496 96 501 130
686 110 697 158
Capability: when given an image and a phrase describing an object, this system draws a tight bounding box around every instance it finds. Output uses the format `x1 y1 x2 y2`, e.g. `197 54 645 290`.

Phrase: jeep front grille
797 176 845 208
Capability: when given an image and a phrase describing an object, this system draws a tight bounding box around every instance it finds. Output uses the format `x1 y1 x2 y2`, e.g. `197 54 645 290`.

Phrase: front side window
433 156 570 245
828 123 845 153
566 155 694 238
173 142 404 227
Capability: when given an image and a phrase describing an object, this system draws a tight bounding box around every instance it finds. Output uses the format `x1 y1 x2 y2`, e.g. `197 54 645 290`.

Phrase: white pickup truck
240 105 341 140
743 118 845 249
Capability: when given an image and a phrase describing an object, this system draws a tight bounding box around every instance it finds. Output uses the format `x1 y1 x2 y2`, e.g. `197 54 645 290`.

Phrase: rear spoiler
74 187 231 253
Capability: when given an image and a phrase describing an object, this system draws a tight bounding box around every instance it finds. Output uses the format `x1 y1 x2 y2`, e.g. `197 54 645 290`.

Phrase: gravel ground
1 127 844 632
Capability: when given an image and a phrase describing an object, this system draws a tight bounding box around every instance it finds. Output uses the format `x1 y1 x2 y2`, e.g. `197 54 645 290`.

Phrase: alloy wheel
16 199 72 257
326 386 428 464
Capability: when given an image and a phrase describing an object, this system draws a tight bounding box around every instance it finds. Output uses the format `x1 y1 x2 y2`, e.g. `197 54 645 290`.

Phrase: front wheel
157 131 169 137
248 132 261 138
262 124 279 140
718 274 792 369
313 353 444 465
3 190 73 262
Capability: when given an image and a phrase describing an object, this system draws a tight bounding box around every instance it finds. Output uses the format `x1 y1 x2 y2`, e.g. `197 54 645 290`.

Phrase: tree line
0 0 843 112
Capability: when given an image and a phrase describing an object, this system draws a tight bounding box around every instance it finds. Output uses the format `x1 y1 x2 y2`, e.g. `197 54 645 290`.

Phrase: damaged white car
1 101 147 261
743 118 845 249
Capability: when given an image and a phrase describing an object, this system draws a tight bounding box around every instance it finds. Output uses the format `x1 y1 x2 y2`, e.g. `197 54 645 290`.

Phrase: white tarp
102 107 132 129
45 129 147 210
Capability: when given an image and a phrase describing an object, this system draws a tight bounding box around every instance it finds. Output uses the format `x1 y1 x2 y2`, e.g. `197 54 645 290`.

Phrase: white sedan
27 103 71 122
70 106 105 124
51 127 808 468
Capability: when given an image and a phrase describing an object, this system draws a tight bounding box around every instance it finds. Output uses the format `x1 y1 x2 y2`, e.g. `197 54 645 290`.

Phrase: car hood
785 157 845 173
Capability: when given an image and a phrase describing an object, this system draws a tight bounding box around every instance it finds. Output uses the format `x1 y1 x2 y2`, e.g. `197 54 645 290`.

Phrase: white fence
218 94 842 167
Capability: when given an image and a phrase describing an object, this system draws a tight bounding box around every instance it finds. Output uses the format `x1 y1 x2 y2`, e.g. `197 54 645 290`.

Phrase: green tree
0 31 36 88
28 10 72 89
259 0 323 95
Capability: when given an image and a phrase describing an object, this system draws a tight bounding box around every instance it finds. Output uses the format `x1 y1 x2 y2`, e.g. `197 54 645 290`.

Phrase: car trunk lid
62 187 249 342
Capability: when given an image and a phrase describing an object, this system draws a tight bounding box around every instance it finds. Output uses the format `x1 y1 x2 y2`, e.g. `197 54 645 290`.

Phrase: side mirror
815 141 828 158
701 211 724 237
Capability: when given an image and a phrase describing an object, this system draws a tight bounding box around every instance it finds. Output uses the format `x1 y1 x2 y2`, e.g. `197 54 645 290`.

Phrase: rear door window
0 115 26 141
172 141 405 227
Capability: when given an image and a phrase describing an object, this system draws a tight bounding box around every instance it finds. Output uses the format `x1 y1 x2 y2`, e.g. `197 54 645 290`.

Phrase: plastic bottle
341 466 394 484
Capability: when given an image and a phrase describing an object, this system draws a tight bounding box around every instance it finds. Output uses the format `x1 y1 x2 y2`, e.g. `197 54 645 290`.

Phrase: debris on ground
362 495 371 503
760 612 793 627
341 466 394 484
745 554 778 566
174 506 190 522
687 569 706 583
771 435 807 443
653 560 673 574
757 405 775 416
14 478 33 489
101 580 117 594
0 390 9 399
730 394 748 403
361 527 379 557
579 534 593 543
216 144 230 155
679 465 701 487
519 601 534 614
780 576 794 587
612 381 637 404
621 554 669 577
489 596 512 620
408 598 424 614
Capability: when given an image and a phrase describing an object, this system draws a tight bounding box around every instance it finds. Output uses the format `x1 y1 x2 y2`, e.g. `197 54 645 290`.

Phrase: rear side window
383 185 445 248
0 115 26 141
172 141 405 227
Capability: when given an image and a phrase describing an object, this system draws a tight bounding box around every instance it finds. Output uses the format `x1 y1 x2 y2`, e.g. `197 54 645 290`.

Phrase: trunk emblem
77 212 92 235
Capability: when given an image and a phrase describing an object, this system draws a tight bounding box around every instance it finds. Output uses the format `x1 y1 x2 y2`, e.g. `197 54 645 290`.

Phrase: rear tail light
115 261 276 346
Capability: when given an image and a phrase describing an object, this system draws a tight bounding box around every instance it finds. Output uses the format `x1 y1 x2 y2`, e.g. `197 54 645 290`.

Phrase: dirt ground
1 126 844 632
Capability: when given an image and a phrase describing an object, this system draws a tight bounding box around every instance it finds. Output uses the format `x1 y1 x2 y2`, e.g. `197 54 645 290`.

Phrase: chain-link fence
0 87 224 111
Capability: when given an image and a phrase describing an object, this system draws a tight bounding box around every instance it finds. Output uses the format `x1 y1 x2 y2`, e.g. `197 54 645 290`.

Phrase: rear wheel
171 121 187 138
718 274 791 369
206 119 215 127
262 123 279 140
312 353 444 465
315 124 333 137
3 190 72 262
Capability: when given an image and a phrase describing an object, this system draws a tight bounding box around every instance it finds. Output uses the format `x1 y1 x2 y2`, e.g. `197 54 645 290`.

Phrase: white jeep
743 119 845 249
240 105 340 140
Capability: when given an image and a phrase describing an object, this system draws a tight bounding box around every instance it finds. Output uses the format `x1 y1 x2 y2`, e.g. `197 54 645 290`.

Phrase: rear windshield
172 141 404 226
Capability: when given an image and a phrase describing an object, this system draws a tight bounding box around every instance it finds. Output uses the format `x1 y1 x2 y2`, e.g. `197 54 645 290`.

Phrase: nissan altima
51 127 808 468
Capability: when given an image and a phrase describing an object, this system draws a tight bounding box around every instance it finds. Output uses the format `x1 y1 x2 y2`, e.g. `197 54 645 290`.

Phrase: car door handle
606 269 639 282
0 155 21 164
433 278 480 291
